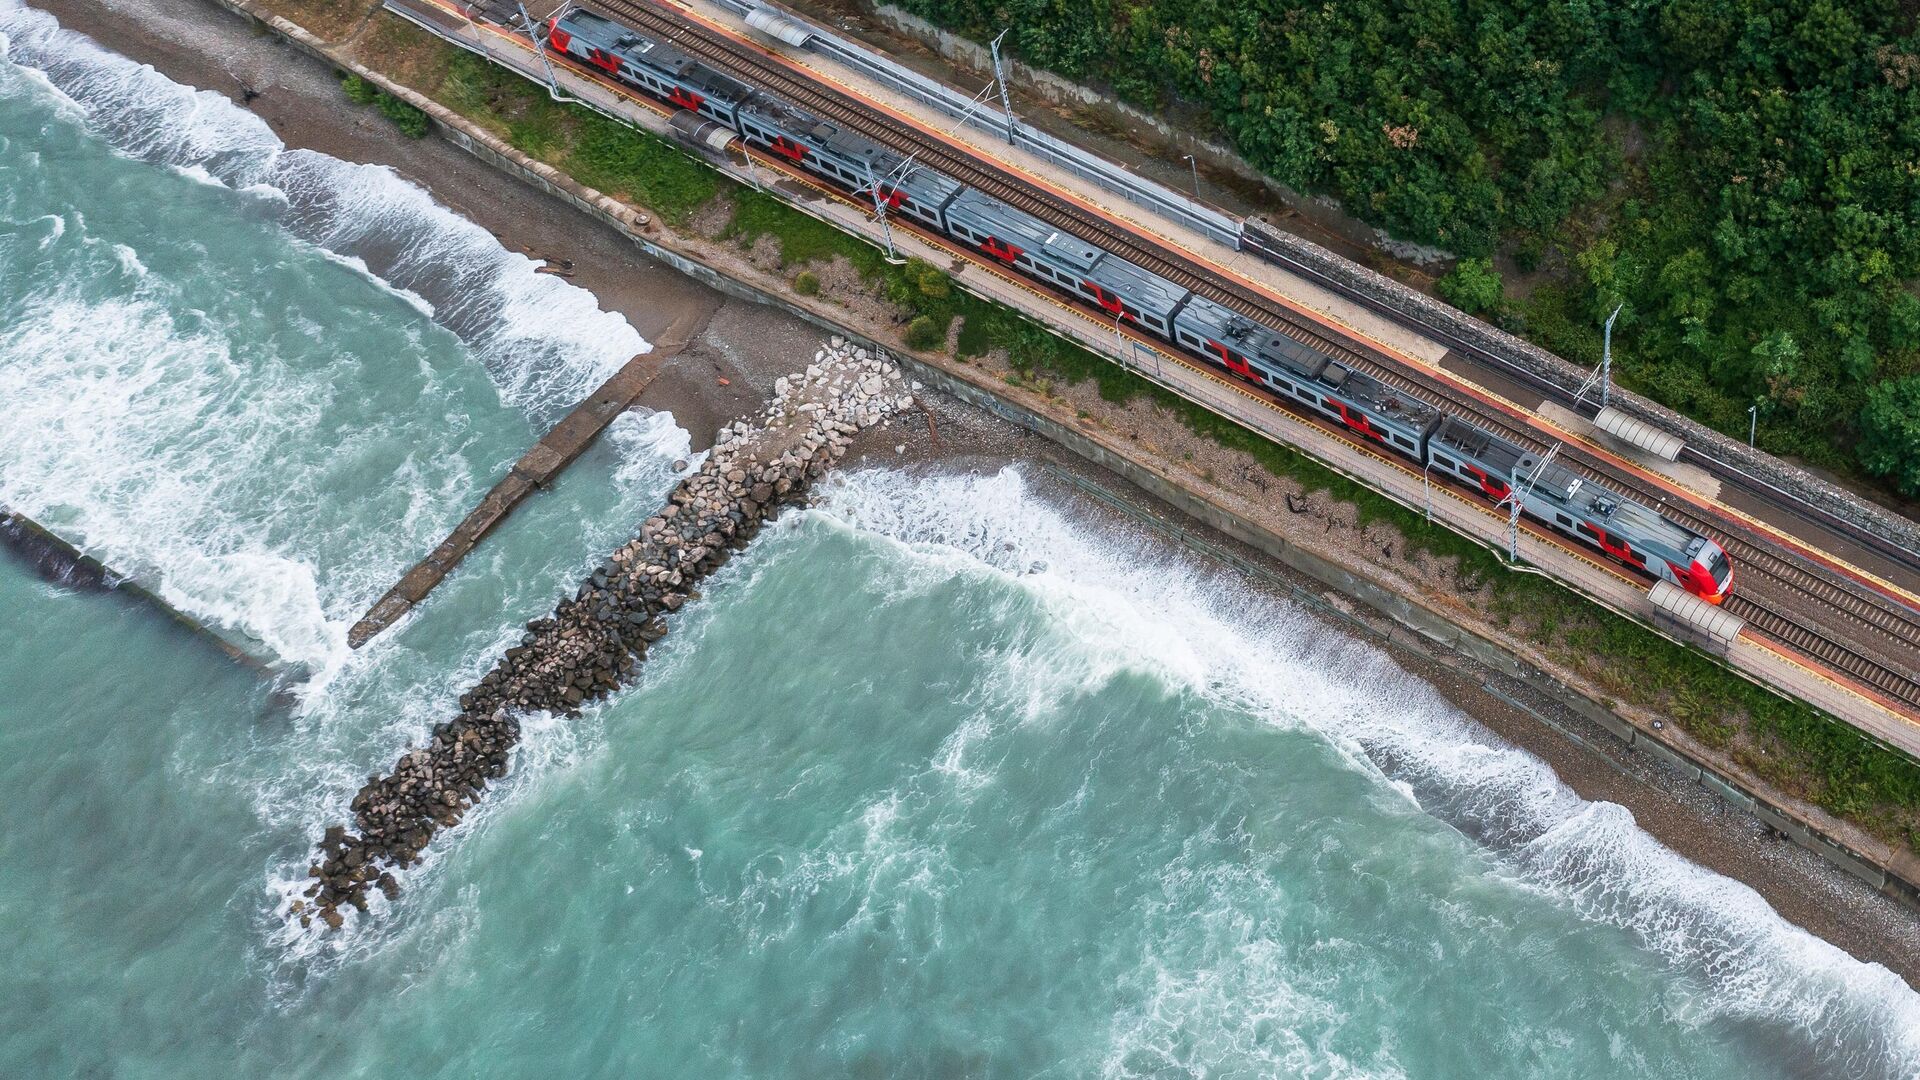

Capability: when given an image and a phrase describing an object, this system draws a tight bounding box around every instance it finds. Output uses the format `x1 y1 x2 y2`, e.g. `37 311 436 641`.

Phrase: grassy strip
341 73 429 137
358 16 1920 851
435 51 718 222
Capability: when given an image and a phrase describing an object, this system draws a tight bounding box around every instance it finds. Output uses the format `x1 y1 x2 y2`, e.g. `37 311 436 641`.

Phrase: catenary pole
1600 302 1622 408
989 29 1016 145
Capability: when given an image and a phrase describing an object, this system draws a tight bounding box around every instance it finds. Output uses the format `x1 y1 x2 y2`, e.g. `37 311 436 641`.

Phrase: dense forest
888 0 1920 495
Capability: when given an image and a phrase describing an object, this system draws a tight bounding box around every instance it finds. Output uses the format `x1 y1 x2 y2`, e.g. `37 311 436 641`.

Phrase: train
544 6 1734 604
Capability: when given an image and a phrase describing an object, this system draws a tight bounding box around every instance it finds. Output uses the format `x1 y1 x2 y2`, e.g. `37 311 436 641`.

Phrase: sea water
3 5 1918 1077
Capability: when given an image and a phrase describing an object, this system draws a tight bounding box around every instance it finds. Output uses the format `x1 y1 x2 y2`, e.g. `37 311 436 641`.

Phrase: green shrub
341 72 429 138
904 314 947 351
565 110 717 223
340 73 379 105
726 189 883 271
793 270 822 296
1859 375 1920 496
376 93 430 138
1436 257 1505 316
954 313 996 358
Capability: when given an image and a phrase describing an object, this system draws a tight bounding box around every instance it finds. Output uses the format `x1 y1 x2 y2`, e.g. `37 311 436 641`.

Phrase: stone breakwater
289 339 916 929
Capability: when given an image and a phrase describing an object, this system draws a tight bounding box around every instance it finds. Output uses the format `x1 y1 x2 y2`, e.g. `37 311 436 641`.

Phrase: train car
547 9 754 127
942 189 1187 336
1172 295 1330 394
864 162 964 232
1173 297 1437 458
1308 363 1440 458
731 95 962 229
1428 418 1733 601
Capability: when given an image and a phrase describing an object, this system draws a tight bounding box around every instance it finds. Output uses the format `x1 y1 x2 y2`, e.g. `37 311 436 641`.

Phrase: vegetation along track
587 0 1920 710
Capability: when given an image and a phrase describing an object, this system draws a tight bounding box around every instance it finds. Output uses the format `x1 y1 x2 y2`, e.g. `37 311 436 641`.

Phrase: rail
1235 224 1920 580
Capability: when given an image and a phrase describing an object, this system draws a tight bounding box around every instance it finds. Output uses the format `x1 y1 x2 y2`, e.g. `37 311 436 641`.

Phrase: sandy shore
28 0 1920 983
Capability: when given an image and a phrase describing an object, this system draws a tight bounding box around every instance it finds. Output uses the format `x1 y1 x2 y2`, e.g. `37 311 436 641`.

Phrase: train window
1555 514 1572 527
1432 454 1456 469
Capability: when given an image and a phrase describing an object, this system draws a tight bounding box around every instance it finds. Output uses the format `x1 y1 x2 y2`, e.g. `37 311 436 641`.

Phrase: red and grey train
545 6 1734 603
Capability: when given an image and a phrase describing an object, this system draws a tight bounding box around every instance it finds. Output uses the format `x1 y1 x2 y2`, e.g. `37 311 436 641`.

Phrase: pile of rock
290 339 913 929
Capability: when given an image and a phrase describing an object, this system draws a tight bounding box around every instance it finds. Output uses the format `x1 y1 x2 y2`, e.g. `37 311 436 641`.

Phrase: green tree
1858 376 1920 496
1436 257 1505 316
904 315 947 351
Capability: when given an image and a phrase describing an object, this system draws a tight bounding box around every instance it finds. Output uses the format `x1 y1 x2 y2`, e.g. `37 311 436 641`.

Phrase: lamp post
1748 404 1758 447
1182 154 1200 198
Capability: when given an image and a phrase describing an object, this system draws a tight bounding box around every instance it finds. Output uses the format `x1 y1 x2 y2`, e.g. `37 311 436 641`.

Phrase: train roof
1177 296 1333 378
1321 364 1440 431
562 9 754 101
1437 418 1702 554
1435 416 1527 474
1084 254 1188 318
736 96 899 175
1539 463 1702 553
884 162 963 205
945 189 1103 272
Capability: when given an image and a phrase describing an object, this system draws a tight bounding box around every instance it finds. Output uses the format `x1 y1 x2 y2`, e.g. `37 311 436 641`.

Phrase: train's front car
1674 536 1734 605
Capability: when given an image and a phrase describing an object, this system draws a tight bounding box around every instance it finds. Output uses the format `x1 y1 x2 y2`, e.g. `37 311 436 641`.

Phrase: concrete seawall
1 507 270 670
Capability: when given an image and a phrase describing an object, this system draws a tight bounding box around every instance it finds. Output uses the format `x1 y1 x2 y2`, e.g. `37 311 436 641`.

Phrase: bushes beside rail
339 72 429 137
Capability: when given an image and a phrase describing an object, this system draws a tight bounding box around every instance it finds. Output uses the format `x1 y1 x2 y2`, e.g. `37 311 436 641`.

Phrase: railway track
1725 595 1920 708
577 0 1920 714
1658 502 1920 655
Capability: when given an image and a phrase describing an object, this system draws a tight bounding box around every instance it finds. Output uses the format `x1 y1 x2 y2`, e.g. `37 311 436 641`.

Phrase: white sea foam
257 413 693 973
0 1 646 413
0 0 654 683
811 464 1920 1078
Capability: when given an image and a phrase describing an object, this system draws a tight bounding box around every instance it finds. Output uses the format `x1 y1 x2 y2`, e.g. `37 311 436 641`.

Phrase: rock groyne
290 339 915 928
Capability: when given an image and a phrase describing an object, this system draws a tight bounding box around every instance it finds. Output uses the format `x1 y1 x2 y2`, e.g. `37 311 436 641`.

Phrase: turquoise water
4 5 1919 1077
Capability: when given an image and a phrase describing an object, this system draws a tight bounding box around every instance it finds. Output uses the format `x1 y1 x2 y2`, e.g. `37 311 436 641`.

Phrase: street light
1748 404 1758 447
1182 154 1200 199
